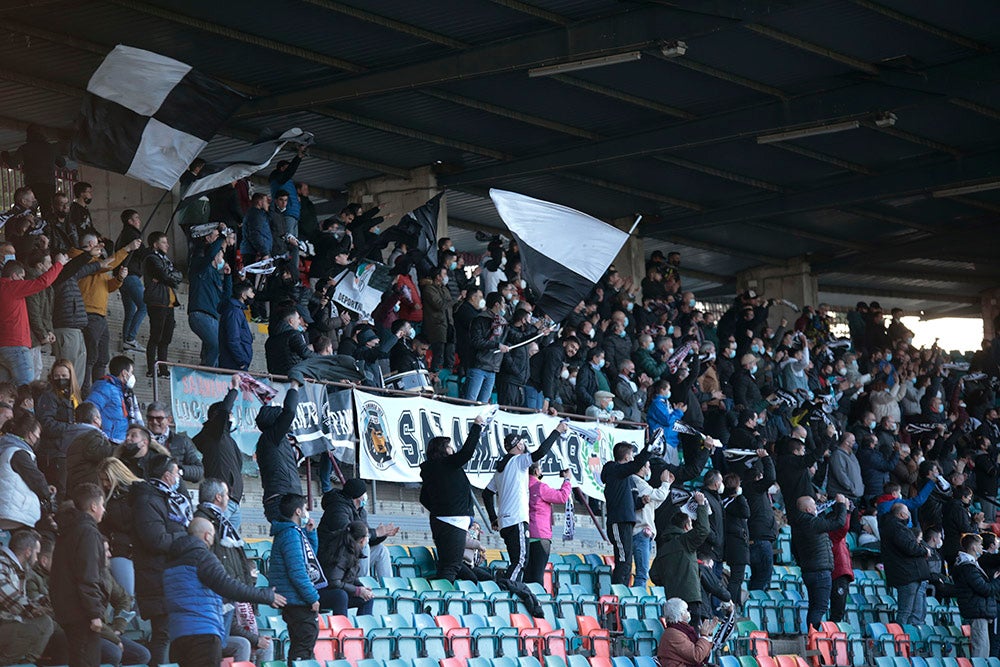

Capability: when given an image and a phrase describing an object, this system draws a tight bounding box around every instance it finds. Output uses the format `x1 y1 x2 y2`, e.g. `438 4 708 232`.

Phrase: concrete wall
346 165 447 242
736 258 819 328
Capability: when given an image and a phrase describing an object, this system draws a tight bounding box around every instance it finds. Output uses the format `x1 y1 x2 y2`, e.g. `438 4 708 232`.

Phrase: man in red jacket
0 252 66 386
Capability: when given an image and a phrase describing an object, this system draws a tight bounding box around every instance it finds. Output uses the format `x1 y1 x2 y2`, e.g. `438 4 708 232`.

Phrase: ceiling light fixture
932 180 1000 198
756 120 861 144
874 112 897 128
528 51 642 78
660 41 687 57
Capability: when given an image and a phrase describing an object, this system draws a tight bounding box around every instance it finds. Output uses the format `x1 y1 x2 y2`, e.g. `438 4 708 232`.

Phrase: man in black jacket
775 426 825 504
879 503 931 625
602 437 652 585
528 336 580 413
164 517 285 667
464 293 509 403
318 478 399 580
701 470 726 582
495 309 539 408
454 288 483 374
51 483 106 667
790 494 849 630
256 383 301 523
146 402 203 484
193 376 245 529
131 455 190 666
953 533 1000 658
743 452 778 590
142 232 182 378
265 307 315 376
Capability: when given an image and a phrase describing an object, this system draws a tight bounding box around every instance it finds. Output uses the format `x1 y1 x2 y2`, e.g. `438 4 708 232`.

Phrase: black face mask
53 377 71 392
83 197 93 206
123 440 141 456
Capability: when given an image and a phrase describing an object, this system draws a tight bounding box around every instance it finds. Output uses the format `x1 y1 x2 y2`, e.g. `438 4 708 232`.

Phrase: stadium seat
577 616 612 658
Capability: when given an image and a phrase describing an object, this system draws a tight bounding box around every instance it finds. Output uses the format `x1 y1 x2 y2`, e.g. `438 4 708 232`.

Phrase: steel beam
818 283 979 306
744 23 879 74
767 143 874 175
847 0 988 53
654 54 789 101
300 0 467 49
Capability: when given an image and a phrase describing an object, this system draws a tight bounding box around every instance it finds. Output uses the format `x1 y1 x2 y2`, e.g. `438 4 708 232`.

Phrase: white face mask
300 510 310 524
125 373 136 389
478 298 486 310
442 275 449 285
560 368 570 380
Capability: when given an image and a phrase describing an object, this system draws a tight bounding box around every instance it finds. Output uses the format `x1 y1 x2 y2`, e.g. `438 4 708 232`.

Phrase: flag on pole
71 45 245 189
183 128 315 199
489 189 630 323
405 192 444 268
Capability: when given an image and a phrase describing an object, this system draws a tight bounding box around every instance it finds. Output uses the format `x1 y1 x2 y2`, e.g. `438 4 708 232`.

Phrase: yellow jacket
73 247 128 316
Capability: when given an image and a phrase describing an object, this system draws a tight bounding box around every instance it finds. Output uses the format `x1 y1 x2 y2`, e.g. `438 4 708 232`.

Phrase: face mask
626 302 634 312
54 377 71 392
511 298 519 307
623 316 629 327
751 345 761 354
838 368 847 376
588 329 595 339
84 197 92 205
910 377 917 385
359 499 367 509
560 368 570 380
643 472 651 481
123 440 141 456
869 421 876 430
885 353 893 362
407 328 416 339
618 330 626 338
332 230 344 240
215 260 225 271
736 486 743 496
442 275 449 285
300 510 311 524
667 325 674 335
477 298 486 310
449 261 457 271
663 390 671 400
2 254 14 264
125 373 136 389
594 359 605 369
727 349 736 359
519 280 527 289
751 364 758 375
170 477 181 492
568 377 577 387
689 299 696 308
938 403 945 413
298 324 307 332
371 226 380 235
647 342 654 352
393 303 400 313
757 417 765 425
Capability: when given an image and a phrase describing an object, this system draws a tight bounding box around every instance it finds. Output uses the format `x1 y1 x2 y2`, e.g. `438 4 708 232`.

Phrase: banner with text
332 260 393 319
168 366 354 460
353 388 644 500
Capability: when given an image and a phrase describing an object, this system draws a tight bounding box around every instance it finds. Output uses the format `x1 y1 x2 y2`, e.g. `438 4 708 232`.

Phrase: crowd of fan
1 148 1000 667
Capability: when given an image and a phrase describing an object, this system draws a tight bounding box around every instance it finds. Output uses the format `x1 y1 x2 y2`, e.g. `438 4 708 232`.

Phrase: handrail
151 360 649 428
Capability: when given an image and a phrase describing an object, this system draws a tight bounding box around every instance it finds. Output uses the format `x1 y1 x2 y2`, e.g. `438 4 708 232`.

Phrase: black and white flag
183 128 314 199
489 189 630 323
71 45 245 189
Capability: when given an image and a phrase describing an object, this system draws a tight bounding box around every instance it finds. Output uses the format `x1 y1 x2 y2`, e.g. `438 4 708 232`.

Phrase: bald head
796 496 817 516
188 517 216 546
891 503 910 522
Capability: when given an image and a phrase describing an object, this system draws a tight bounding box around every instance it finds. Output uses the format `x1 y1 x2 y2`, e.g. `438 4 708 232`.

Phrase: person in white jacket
631 463 674 588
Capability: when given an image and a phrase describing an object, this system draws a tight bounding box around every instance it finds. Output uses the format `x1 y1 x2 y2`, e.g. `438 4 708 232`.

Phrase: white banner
353 388 644 501
332 260 392 319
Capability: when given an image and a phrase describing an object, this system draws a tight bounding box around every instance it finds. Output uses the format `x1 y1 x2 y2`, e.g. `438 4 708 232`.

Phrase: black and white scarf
198 502 242 548
297 524 327 590
150 479 192 527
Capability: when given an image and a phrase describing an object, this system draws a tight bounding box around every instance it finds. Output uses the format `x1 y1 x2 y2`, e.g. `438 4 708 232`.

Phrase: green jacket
633 348 668 381
650 503 710 603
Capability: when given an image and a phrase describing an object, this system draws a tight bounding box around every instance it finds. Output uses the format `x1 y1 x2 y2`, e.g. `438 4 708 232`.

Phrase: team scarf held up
150 478 193 526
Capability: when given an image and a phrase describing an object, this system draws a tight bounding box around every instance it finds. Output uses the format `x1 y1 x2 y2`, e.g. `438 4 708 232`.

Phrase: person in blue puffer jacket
86 355 139 444
268 493 326 662
646 379 685 465
163 517 283 667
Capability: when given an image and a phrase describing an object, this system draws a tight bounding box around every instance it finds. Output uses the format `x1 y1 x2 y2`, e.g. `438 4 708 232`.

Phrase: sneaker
123 339 146 352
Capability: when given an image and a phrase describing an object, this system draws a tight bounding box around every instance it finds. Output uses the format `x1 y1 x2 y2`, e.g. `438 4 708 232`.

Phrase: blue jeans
101 635 150 666
0 346 34 386
120 274 146 342
109 557 134 597
802 569 833 630
895 581 925 625
632 530 652 588
748 540 774 590
224 499 242 532
464 367 496 403
524 385 545 411
188 311 220 367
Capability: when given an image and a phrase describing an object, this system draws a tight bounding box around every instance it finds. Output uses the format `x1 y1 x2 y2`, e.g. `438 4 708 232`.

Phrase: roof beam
818 283 979 306
559 172 703 211
548 75 695 120
847 0 989 53
744 23 879 75
767 143 874 175
863 121 963 158
745 220 872 251
653 53 789 101
845 265 1000 285
300 0 468 49
240 4 728 115
655 149 1000 234
482 0 570 26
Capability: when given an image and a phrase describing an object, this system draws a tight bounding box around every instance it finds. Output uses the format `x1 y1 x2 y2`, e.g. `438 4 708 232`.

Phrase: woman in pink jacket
524 464 572 585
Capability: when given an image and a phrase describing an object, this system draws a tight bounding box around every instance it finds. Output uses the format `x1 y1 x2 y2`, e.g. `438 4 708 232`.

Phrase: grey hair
198 478 227 504
662 598 688 623
146 401 171 416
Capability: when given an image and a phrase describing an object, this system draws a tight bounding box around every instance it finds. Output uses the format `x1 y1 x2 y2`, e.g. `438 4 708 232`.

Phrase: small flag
489 189 630 323
406 192 444 268
331 260 393 319
71 45 245 189
183 128 314 200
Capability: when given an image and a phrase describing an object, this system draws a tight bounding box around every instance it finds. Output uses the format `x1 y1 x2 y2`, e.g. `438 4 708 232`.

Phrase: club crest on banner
360 400 393 470
353 262 376 289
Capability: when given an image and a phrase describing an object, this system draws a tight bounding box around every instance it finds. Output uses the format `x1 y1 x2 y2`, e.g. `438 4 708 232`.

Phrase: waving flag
71 45 245 189
489 189 630 323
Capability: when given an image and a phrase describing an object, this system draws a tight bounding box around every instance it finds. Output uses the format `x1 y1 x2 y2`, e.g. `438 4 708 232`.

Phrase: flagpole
140 188 171 236
627 214 642 236
492 331 548 353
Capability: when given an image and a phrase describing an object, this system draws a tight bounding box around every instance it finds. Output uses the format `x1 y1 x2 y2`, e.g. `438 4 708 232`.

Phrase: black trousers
728 562 748 611
64 622 101 667
147 614 170 667
282 605 318 661
146 306 175 370
829 574 851 622
495 378 524 408
170 634 220 667
430 517 468 583
525 538 551 585
609 521 635 585
500 522 528 582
